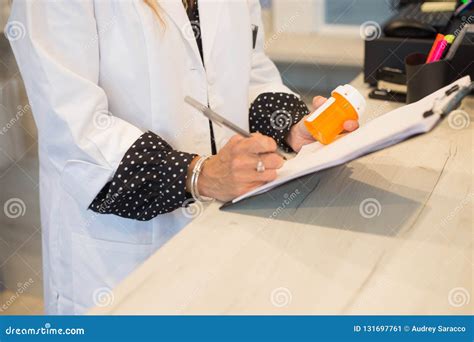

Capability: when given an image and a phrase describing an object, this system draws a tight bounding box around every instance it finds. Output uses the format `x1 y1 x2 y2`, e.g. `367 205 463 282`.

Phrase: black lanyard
184 0 217 155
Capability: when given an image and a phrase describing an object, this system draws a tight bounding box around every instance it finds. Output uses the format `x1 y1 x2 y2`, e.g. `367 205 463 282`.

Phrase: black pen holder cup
405 53 455 104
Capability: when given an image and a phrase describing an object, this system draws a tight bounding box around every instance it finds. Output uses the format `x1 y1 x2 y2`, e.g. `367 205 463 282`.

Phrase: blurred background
0 0 42 314
0 0 396 314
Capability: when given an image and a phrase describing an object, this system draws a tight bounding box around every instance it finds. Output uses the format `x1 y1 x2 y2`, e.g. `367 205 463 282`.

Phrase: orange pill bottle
304 85 366 145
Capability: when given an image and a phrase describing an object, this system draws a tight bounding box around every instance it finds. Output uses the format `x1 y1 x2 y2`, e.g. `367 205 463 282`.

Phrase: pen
184 96 288 160
445 26 468 60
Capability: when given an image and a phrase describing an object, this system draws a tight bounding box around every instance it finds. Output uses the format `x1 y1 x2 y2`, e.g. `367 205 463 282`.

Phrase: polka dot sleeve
89 131 197 221
249 92 309 152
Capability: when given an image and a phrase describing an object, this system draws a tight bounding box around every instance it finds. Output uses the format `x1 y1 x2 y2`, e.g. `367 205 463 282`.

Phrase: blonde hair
143 0 194 21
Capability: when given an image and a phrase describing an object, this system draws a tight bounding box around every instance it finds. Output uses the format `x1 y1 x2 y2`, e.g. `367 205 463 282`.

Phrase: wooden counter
92 75 473 315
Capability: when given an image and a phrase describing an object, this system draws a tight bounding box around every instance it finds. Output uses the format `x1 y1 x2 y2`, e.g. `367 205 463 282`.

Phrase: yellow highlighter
304 85 366 145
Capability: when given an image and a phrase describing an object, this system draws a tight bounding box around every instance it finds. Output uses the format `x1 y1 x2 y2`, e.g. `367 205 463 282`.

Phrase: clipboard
222 76 472 208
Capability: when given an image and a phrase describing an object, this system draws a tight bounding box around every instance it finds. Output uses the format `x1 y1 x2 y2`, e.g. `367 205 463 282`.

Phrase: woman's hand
286 96 359 152
188 133 284 202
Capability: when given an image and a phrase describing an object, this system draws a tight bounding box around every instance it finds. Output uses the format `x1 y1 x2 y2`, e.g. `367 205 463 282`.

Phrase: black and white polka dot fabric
249 92 309 152
89 1 311 221
89 132 197 221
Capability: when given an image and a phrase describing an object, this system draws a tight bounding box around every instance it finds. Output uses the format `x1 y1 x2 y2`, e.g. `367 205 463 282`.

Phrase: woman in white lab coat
8 0 358 314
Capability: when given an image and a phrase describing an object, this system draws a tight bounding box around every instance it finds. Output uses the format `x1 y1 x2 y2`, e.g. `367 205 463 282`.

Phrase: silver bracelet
190 156 213 202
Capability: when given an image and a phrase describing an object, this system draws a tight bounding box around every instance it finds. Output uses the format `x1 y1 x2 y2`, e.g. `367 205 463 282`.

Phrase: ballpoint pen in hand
184 96 288 160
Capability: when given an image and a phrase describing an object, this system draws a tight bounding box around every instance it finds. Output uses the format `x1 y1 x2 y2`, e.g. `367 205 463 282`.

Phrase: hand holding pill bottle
304 85 366 145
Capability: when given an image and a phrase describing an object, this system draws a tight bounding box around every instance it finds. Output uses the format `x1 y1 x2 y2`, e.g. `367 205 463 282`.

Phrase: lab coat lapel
197 0 223 67
159 0 203 67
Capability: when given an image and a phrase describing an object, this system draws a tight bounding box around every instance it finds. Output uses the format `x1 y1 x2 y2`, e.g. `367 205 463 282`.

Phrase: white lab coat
8 0 294 314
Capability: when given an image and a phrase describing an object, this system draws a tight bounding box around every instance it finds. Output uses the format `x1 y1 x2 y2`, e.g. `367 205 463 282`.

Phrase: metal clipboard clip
423 82 473 119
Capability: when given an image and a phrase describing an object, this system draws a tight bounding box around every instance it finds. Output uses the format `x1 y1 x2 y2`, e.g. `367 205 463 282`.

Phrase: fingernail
345 121 356 131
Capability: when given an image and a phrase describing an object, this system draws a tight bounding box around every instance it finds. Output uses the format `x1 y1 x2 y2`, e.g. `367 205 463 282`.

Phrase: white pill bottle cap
332 84 367 117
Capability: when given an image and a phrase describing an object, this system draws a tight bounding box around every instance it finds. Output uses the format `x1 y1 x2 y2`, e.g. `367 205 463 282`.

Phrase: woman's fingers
202 134 285 201
232 153 284 171
258 153 285 169
234 133 277 155
228 134 245 145
312 96 328 110
343 120 359 132
255 169 278 182
233 168 278 183
311 97 359 132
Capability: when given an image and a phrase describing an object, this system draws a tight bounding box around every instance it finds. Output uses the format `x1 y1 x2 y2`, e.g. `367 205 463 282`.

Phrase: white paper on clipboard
230 76 472 205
